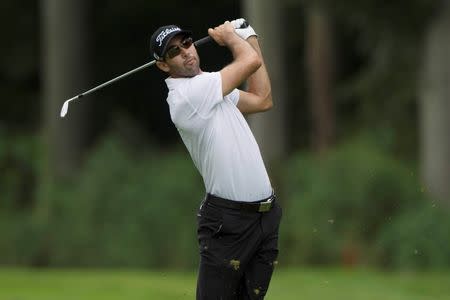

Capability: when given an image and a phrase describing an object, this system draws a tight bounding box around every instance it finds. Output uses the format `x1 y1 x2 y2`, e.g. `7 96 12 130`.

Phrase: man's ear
156 60 170 73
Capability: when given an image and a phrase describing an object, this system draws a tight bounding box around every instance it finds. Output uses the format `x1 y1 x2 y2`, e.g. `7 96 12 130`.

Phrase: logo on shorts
156 27 181 46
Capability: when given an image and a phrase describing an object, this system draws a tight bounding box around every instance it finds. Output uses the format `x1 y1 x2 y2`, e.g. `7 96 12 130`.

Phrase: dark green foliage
0 130 42 266
0 130 39 212
279 137 450 269
0 134 203 269
1 134 449 270
375 205 450 270
45 135 203 268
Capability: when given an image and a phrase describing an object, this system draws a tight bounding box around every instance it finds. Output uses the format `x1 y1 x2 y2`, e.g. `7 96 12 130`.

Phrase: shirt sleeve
225 88 240 106
185 72 223 118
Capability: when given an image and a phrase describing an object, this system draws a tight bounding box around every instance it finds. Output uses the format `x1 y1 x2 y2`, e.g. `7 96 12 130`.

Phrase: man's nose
180 47 189 57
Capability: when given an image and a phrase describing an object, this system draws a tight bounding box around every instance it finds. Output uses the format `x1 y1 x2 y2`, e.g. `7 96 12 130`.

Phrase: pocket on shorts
197 202 224 241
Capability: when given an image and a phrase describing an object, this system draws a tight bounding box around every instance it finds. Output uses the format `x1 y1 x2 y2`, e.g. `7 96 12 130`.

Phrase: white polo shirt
165 71 272 202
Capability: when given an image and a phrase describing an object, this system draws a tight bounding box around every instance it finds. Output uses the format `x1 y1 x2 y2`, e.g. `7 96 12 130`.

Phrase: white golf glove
231 18 257 40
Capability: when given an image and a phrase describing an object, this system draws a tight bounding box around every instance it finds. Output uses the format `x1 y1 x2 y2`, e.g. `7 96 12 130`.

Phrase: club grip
193 20 249 47
194 36 213 47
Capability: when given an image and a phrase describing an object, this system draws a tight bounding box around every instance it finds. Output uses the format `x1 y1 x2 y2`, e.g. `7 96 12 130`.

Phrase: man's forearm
229 36 261 72
246 37 272 101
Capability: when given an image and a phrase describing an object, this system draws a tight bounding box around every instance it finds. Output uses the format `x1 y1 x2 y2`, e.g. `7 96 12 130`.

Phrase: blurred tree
242 0 288 164
419 0 450 206
305 2 335 153
35 0 93 265
41 0 93 178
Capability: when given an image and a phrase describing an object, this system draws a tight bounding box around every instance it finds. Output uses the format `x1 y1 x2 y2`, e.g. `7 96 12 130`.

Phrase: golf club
60 19 248 118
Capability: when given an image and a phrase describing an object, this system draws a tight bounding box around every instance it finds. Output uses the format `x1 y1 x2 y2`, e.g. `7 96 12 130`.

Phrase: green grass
0 267 449 299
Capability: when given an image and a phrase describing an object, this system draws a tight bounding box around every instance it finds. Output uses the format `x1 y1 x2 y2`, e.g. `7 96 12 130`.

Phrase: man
150 19 282 299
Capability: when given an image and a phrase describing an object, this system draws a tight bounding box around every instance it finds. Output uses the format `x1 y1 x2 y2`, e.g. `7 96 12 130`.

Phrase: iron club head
60 96 79 118
60 101 69 118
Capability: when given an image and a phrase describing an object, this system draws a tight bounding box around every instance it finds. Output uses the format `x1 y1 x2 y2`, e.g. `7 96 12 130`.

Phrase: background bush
279 137 450 269
375 205 450 270
47 135 204 269
1 133 204 269
1 134 449 270
0 130 40 265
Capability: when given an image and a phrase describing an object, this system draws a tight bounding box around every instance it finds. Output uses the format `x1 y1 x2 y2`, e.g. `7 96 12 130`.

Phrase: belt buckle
258 197 273 213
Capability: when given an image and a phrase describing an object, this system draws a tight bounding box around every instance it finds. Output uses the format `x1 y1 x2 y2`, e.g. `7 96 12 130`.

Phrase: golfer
150 19 282 299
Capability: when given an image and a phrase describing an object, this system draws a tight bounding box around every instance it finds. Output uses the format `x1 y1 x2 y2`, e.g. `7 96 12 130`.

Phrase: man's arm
208 22 262 96
237 36 273 114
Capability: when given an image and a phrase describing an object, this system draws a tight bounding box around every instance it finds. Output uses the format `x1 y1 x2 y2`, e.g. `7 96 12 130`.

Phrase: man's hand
208 21 240 46
232 18 257 40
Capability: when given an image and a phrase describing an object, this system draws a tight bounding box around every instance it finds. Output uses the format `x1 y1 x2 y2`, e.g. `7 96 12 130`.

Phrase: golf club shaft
77 35 214 99
62 19 249 116
66 21 248 102
71 60 157 101
67 36 212 102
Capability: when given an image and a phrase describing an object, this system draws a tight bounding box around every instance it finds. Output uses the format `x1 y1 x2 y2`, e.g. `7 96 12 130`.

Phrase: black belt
205 193 276 213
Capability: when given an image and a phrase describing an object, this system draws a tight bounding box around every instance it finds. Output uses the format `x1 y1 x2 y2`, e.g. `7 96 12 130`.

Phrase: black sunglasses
165 37 194 60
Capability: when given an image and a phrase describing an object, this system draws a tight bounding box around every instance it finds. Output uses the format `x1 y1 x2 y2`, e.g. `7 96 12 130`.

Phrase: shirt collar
165 71 206 90
165 76 187 90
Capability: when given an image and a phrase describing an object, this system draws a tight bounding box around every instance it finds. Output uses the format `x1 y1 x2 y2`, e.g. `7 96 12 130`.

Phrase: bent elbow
261 95 273 112
266 99 273 111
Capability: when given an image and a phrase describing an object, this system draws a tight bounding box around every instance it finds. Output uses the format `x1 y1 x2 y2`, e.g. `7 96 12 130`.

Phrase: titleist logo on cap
156 27 181 46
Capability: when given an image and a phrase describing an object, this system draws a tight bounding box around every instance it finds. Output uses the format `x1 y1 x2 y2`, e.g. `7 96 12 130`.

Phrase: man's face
159 35 201 78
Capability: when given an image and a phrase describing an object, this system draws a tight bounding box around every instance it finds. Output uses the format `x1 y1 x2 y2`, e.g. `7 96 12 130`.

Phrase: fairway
0 268 449 299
